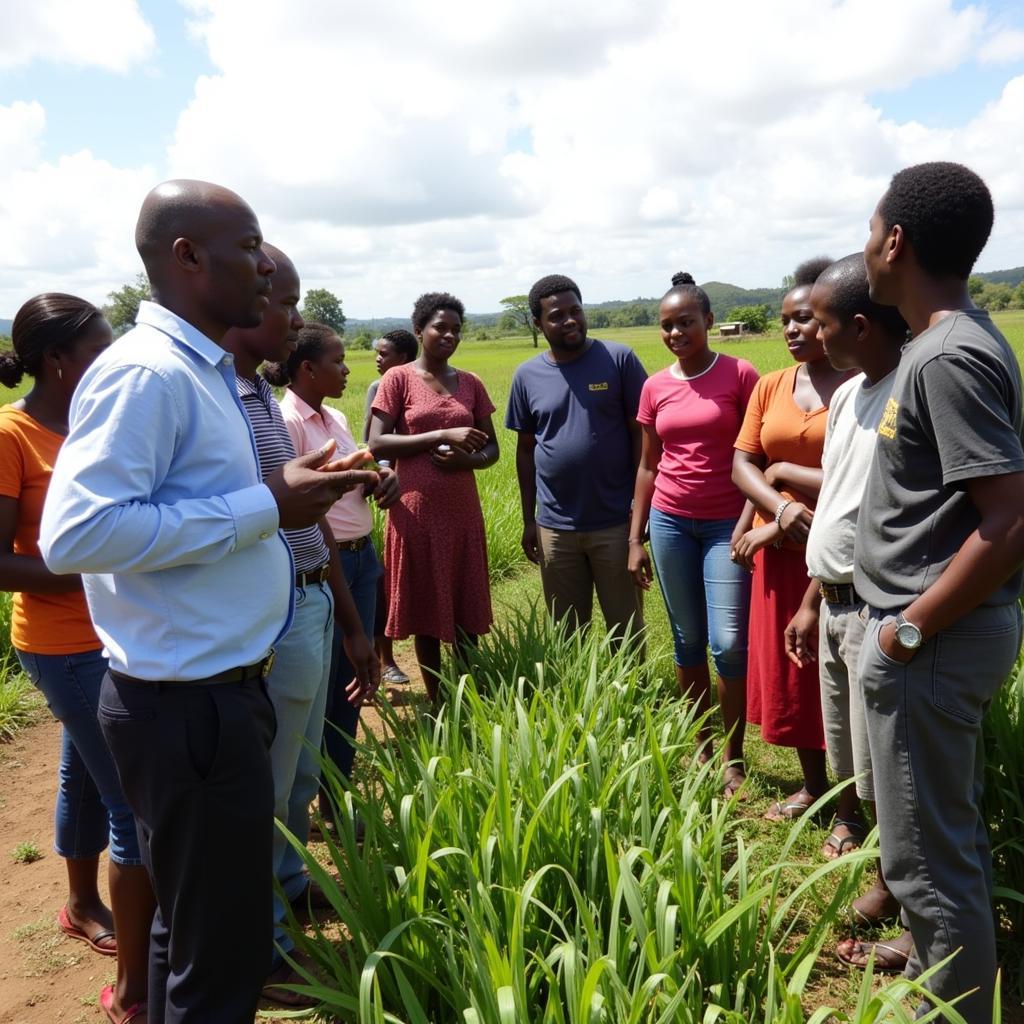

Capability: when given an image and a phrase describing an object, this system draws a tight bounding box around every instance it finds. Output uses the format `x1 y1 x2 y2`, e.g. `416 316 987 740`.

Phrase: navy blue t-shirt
506 339 647 531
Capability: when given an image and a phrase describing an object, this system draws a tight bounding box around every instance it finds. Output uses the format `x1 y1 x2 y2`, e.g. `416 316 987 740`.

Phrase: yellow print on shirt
588 382 609 392
878 397 898 439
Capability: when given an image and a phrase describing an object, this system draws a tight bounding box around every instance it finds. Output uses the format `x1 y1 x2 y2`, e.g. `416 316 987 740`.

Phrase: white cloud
2 0 1024 319
0 101 155 314
978 28 1024 65
0 0 155 72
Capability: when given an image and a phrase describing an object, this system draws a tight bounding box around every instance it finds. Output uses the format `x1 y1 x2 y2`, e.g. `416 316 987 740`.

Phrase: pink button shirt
279 389 374 541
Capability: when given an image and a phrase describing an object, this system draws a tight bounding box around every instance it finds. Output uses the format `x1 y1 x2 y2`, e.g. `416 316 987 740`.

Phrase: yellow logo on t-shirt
878 397 898 439
588 382 609 392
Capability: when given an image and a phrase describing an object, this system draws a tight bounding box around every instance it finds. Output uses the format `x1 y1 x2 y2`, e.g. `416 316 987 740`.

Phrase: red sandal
100 984 147 1024
57 905 117 956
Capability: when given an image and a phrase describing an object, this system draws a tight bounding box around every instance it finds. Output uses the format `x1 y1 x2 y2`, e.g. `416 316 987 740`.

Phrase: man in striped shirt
223 245 379 1005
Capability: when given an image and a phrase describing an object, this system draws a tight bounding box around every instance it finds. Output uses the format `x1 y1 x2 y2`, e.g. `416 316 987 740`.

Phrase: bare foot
763 787 816 822
723 766 748 800
850 885 901 928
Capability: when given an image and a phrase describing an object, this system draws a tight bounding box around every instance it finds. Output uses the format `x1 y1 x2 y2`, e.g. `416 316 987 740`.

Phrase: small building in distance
718 321 748 337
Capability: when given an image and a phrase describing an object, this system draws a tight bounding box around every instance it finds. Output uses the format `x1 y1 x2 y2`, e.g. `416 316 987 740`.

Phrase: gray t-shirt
854 310 1024 610
806 370 895 585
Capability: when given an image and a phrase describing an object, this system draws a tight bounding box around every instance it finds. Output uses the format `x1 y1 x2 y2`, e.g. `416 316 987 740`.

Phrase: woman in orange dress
732 258 855 821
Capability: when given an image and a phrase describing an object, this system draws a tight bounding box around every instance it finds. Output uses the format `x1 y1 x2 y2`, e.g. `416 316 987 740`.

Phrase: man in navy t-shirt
506 274 647 644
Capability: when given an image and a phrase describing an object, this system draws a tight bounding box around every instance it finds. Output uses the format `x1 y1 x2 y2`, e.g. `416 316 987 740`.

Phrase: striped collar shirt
236 373 330 574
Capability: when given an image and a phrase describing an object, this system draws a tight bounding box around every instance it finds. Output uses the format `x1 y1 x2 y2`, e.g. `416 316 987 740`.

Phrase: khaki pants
535 522 644 644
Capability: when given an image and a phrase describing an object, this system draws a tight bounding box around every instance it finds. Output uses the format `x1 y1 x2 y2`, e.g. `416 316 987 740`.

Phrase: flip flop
57 905 117 956
100 984 146 1024
823 820 866 858
836 936 912 975
763 799 812 822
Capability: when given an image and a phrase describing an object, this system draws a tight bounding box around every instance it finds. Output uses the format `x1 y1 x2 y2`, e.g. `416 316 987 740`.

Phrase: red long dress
734 365 828 750
372 363 495 643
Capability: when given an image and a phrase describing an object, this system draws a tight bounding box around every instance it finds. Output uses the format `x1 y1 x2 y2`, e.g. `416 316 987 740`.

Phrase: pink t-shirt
279 389 374 541
637 353 759 521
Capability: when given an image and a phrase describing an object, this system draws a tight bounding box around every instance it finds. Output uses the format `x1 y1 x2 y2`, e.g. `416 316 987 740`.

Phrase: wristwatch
893 612 923 651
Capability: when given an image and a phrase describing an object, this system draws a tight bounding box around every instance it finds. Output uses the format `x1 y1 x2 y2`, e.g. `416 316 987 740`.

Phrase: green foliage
726 304 771 333
983 651 1024 1000
11 840 42 864
103 273 151 337
302 287 347 335
283 613 988 1022
348 329 375 351
500 295 538 347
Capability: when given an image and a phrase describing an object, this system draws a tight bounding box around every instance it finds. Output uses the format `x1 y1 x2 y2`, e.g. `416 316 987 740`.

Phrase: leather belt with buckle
337 535 371 552
110 653 274 687
819 581 860 606
295 562 331 588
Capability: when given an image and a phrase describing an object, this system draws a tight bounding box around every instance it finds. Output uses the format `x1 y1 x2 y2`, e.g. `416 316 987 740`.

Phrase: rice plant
280 613 886 1022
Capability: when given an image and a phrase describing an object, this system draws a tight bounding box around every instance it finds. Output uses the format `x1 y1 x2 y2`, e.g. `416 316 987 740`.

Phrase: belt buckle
261 649 276 679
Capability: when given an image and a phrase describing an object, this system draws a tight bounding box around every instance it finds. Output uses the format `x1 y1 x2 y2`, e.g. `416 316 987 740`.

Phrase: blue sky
2 0 1024 317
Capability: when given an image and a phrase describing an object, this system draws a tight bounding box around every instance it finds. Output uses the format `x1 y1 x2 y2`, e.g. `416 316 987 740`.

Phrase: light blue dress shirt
40 301 293 681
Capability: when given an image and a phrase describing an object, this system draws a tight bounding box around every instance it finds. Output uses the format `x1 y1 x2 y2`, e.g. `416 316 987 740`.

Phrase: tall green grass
0 592 40 740
983 651 1024 1001
277 612 992 1022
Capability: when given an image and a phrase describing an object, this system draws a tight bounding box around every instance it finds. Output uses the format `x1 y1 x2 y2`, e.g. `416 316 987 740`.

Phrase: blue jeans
265 580 334 956
324 542 380 780
16 648 141 865
648 508 751 678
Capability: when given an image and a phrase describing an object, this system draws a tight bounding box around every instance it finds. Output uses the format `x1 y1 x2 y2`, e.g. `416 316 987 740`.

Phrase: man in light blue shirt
40 180 375 1024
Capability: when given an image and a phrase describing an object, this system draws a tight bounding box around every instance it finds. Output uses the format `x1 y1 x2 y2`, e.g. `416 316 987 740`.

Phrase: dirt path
0 676 416 1024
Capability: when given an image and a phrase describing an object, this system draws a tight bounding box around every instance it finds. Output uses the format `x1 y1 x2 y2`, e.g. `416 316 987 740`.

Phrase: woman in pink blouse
264 323 399 811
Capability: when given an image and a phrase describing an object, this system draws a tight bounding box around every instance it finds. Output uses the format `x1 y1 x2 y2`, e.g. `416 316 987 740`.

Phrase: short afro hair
528 274 582 320
879 161 993 280
378 328 417 361
814 254 908 341
791 256 833 289
411 292 465 333
663 271 711 316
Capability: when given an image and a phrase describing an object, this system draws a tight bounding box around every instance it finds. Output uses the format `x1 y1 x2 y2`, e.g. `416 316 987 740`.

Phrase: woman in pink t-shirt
628 273 759 797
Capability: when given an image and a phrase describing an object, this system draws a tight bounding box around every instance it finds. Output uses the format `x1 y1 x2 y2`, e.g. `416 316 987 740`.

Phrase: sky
2 0 1024 320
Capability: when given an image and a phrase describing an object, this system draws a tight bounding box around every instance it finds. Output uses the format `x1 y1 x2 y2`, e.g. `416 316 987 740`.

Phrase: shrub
725 305 771 334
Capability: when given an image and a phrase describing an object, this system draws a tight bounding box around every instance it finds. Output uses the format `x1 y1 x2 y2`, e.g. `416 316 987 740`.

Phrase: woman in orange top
0 295 153 1024
732 260 855 822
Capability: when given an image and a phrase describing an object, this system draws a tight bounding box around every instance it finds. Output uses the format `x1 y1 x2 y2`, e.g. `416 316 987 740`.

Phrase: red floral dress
372 363 495 642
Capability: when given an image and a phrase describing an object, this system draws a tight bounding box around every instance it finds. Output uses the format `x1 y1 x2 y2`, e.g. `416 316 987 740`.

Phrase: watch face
895 621 922 648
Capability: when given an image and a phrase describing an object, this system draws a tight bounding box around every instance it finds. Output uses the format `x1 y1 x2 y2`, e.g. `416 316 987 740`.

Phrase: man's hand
266 442 379 529
731 523 780 571
877 619 916 664
628 541 653 591
784 605 820 667
521 522 540 564
370 466 400 509
340 630 380 705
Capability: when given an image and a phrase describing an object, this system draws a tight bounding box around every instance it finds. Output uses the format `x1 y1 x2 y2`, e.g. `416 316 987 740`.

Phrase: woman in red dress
368 292 499 700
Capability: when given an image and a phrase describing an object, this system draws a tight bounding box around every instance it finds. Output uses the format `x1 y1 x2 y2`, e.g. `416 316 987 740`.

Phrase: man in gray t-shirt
853 162 1024 1024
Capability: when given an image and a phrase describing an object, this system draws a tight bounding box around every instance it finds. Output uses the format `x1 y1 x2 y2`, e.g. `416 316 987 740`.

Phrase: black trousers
98 672 277 1024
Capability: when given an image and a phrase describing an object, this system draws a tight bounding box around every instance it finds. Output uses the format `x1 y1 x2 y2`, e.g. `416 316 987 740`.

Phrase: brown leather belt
337 535 371 553
110 653 274 687
819 582 860 606
296 562 331 588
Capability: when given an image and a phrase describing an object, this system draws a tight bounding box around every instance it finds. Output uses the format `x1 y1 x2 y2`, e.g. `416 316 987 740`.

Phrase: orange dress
372 364 495 643
734 365 828 749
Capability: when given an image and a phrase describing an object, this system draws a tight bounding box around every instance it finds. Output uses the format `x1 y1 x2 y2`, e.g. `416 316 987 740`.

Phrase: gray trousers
858 603 1022 1024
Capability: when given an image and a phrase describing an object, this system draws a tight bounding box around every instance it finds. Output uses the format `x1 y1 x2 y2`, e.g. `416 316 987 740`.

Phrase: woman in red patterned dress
368 292 499 701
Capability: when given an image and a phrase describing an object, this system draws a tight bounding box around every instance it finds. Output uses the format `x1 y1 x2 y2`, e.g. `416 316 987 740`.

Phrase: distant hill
0 318 12 338
346 280 788 334
976 266 1024 287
